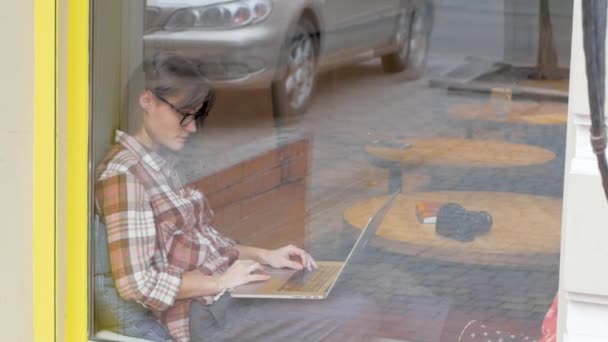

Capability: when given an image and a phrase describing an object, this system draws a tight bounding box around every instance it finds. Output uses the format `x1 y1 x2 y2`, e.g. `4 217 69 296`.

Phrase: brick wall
188 135 311 249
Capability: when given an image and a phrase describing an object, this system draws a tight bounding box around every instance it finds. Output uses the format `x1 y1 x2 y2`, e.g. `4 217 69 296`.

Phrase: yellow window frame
65 0 90 340
33 0 57 340
34 0 89 340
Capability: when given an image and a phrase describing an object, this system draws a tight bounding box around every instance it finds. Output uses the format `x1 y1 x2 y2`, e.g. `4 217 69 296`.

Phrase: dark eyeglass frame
154 90 214 127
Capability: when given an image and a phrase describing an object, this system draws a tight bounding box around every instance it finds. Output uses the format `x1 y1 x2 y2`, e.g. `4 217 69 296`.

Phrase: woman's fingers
222 260 270 288
242 261 269 283
285 245 310 270
291 247 311 268
297 251 310 270
283 245 318 270
284 259 304 270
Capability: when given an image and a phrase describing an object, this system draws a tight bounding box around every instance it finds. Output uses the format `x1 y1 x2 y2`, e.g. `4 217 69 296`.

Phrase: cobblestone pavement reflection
178 53 564 341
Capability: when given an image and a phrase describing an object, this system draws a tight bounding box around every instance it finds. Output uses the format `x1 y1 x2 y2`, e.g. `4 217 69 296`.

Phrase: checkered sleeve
96 171 183 311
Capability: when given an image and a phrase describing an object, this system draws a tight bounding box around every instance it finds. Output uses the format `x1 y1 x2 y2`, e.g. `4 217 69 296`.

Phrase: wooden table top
449 101 568 125
343 192 561 267
366 138 556 168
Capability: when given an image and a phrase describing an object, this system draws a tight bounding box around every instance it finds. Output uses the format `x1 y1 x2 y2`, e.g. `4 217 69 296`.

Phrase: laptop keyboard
278 264 341 292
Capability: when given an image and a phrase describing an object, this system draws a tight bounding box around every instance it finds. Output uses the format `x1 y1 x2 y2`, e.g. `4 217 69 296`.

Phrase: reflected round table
449 101 568 138
343 191 561 267
366 138 556 192
450 101 567 125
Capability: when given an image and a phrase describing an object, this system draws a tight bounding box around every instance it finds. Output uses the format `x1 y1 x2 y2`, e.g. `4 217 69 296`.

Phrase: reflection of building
432 0 573 67
503 0 573 68
2 0 607 341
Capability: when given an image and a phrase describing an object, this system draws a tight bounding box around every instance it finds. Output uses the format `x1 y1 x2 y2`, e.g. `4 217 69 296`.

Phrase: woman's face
138 90 203 151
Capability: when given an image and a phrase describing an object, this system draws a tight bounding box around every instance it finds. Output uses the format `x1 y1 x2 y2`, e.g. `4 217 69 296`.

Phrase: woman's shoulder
96 144 142 181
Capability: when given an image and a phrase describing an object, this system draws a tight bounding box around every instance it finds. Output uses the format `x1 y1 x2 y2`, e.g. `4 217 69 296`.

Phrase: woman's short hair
143 52 211 110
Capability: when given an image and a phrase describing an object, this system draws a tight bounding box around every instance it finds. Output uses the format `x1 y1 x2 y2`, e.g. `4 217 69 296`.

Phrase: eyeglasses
154 91 214 127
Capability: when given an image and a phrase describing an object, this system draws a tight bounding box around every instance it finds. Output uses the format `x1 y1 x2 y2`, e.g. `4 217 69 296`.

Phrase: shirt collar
115 130 169 172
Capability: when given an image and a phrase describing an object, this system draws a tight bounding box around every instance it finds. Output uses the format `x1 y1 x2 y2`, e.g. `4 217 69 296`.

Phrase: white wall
431 0 572 67
0 0 35 341
431 0 505 60
560 1 608 341
503 0 573 68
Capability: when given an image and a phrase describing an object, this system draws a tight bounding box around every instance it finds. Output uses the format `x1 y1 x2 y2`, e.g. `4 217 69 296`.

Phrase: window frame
33 0 58 340
63 0 90 340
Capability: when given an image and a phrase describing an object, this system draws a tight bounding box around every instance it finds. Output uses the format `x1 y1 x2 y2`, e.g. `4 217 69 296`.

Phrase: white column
560 1 608 341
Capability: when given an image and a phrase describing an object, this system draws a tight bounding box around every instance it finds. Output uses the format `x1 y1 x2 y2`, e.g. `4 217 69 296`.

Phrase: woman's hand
216 259 270 290
260 244 318 271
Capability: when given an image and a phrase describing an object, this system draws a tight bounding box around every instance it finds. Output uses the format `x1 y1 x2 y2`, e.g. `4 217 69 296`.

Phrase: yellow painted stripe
33 0 56 340
66 0 89 340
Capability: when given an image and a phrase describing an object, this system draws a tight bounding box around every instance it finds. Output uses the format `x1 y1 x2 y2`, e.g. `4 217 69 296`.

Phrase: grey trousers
189 294 379 342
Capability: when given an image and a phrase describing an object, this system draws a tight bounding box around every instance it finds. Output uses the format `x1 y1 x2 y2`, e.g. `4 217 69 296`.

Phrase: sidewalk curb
429 77 569 102
428 57 569 102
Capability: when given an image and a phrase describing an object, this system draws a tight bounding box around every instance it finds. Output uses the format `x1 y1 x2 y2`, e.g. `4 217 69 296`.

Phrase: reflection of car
144 0 434 116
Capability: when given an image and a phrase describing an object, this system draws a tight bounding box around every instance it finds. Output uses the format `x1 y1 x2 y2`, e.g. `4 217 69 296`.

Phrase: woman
95 52 327 342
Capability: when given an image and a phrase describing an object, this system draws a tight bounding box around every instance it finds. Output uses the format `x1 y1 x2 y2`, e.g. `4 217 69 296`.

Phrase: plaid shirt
96 130 239 342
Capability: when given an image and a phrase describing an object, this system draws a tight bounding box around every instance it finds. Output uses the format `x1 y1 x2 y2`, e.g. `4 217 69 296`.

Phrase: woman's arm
234 245 268 263
175 270 221 299
235 244 317 271
177 259 271 298
97 172 183 311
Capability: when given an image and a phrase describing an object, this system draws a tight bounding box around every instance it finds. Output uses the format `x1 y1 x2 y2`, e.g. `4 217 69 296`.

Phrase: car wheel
381 5 430 78
272 18 317 117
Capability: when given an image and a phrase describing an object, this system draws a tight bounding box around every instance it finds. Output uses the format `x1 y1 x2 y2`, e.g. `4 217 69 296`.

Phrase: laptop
230 192 399 299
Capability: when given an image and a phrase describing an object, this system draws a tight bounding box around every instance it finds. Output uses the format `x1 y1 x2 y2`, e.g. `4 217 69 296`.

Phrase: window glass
90 0 571 340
